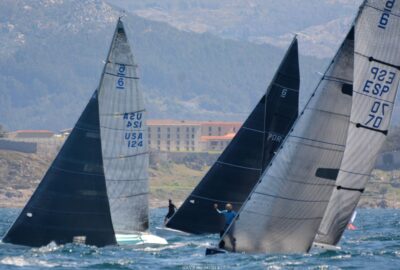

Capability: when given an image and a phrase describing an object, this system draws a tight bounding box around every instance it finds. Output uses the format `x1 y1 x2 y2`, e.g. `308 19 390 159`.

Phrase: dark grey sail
2 91 116 247
166 38 300 234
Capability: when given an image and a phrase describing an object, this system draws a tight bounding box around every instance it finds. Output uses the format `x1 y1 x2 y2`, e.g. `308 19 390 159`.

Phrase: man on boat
214 203 237 250
164 199 177 225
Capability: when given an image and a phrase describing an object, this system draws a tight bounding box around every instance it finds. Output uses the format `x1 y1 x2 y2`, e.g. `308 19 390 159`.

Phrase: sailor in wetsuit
164 199 177 225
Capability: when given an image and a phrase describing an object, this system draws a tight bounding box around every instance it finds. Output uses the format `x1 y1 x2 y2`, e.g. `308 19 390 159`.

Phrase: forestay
166 38 300 234
98 19 149 233
315 0 400 246
221 29 355 253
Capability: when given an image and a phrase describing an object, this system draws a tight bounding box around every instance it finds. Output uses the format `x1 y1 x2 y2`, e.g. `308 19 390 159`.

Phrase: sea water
0 208 399 269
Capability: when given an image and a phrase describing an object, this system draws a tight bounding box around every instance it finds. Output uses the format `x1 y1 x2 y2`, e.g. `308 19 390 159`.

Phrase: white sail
220 30 354 253
315 0 400 246
98 19 149 233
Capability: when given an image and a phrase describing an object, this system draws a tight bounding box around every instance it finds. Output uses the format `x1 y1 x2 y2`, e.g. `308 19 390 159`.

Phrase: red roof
200 133 236 141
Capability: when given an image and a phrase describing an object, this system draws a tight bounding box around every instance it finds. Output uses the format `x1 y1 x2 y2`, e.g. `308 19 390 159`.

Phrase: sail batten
166 38 300 234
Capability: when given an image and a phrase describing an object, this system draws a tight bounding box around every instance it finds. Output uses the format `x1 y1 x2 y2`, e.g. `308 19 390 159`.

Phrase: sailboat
165 37 300 235
314 0 400 249
212 0 400 254
1 18 167 247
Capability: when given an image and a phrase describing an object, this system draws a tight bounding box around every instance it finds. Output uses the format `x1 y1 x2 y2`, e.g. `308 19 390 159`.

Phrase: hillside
0 0 325 131
107 0 363 58
1 149 399 209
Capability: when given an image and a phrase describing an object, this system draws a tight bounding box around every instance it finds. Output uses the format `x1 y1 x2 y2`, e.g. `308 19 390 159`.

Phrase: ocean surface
0 208 399 269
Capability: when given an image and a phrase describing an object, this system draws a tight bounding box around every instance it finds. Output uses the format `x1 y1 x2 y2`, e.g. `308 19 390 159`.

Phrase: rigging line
107 178 147 182
104 72 139 79
253 191 330 203
323 75 353 85
50 165 104 177
100 109 146 116
352 90 395 104
241 126 264 134
190 194 243 205
103 151 148 160
289 135 346 148
99 125 146 131
244 210 323 220
265 173 336 187
28 206 110 215
339 168 371 177
364 4 400 18
305 107 350 118
271 82 299 92
106 60 138 67
294 140 346 153
354 51 400 70
108 192 149 199
74 125 100 133
216 161 261 171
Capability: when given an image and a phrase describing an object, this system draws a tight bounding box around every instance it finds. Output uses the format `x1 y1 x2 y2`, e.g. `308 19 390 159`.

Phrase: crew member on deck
164 199 177 225
214 203 237 250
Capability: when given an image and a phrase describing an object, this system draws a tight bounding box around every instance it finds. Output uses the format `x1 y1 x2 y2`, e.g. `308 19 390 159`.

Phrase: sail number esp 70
362 66 396 129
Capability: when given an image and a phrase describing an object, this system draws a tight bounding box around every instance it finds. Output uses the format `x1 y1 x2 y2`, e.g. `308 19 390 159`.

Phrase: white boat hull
155 226 190 237
116 233 168 246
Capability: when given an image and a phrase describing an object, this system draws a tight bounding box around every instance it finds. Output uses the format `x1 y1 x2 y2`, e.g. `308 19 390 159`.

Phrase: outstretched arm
214 203 224 214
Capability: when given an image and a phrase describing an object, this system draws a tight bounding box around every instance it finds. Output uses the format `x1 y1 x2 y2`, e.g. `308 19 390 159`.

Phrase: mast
220 26 355 253
166 37 300 234
315 0 400 246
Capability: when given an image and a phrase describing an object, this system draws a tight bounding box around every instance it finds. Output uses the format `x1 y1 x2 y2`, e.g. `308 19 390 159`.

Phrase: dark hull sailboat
2 18 166 247
166 37 300 234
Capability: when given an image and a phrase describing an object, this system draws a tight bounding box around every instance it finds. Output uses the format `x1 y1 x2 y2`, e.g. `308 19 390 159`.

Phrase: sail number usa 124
123 112 144 148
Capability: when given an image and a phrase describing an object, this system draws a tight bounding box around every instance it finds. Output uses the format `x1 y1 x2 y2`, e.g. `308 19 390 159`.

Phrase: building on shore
147 120 241 152
3 120 242 154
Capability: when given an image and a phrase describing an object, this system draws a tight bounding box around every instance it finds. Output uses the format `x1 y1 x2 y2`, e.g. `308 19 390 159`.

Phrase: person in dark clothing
164 199 177 225
214 203 237 250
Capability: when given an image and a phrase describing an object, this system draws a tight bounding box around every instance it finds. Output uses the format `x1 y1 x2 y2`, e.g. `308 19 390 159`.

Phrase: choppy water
0 208 399 269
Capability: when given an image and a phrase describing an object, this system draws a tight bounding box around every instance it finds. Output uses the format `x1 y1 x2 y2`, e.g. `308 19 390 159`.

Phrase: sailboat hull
115 233 167 246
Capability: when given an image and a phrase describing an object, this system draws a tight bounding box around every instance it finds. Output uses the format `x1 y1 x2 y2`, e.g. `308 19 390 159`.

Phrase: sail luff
220 27 355 253
315 0 400 246
166 37 300 234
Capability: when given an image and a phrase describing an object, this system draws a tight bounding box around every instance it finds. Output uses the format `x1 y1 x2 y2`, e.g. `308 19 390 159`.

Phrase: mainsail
315 0 400 246
98 20 149 233
220 28 355 253
166 38 300 234
2 18 148 247
2 91 116 247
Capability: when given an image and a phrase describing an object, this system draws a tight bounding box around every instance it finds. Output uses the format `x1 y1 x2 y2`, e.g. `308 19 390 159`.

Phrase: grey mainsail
315 0 400 246
98 19 149 233
166 38 300 234
220 28 355 253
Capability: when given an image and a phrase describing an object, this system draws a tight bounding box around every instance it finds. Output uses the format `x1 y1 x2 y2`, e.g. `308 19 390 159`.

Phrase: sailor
164 199 177 225
214 203 237 250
